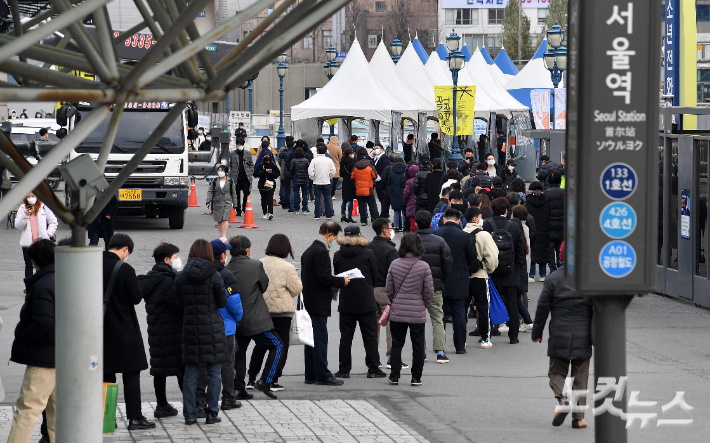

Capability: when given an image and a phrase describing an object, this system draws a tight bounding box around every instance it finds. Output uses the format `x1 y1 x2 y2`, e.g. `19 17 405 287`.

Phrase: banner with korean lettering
664 0 679 106
434 86 476 136
442 0 548 8
554 88 567 129
530 89 550 130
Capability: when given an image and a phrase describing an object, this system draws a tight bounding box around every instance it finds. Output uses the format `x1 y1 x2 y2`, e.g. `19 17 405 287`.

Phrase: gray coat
531 270 593 361
206 177 237 222
225 255 274 336
386 254 434 324
229 150 254 184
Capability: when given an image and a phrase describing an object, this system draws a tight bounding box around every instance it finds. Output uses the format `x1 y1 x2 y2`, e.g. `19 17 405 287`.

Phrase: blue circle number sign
599 202 637 239
599 240 636 278
600 163 637 200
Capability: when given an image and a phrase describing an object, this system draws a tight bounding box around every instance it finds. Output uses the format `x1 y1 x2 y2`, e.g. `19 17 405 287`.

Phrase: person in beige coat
463 207 499 349
327 136 343 198
250 234 303 390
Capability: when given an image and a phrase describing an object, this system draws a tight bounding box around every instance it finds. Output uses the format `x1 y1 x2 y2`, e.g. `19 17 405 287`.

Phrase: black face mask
451 203 467 213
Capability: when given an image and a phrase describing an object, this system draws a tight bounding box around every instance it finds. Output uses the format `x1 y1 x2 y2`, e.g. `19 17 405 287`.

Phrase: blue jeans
304 315 332 382
183 363 221 421
341 200 353 218
517 294 533 324
291 182 309 212
314 184 333 218
392 209 403 229
529 263 547 278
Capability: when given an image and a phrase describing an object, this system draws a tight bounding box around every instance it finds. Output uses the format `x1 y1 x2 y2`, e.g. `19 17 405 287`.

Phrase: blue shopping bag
488 277 509 326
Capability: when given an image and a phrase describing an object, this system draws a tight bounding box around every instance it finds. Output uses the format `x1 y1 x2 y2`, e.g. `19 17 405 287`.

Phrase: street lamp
390 36 403 64
445 29 465 161
323 44 340 136
276 53 288 149
544 21 566 130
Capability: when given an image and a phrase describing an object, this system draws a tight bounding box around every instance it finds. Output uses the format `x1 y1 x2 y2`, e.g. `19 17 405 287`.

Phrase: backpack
468 228 485 274
485 220 514 275
430 204 448 230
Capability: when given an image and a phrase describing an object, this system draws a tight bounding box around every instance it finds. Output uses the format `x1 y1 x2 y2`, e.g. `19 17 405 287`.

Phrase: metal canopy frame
0 0 353 228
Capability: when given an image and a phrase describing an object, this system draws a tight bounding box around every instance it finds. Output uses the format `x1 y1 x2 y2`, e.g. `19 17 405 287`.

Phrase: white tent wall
396 43 438 111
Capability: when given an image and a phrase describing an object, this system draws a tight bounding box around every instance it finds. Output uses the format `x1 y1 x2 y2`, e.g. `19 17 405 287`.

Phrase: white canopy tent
464 48 529 115
396 40 438 107
291 38 416 122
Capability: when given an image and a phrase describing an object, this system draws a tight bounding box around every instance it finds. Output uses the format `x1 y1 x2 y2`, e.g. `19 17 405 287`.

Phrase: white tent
291 38 416 122
396 40 438 106
465 48 529 115
425 53 453 86
504 39 564 108
369 41 433 116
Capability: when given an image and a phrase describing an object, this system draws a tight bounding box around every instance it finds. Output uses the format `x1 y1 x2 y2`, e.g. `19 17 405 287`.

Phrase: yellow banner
434 86 476 136
327 118 339 126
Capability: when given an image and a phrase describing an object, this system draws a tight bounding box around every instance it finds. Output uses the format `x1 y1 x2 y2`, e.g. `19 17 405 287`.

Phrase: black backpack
468 228 485 274
485 220 514 275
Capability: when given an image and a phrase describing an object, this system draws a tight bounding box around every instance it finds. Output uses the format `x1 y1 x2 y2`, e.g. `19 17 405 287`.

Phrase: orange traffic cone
352 199 359 217
229 206 241 223
238 196 259 229
188 178 199 207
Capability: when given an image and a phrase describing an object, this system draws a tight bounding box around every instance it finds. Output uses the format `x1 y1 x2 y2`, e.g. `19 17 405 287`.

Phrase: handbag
264 179 275 189
378 262 417 326
488 276 510 326
289 294 314 347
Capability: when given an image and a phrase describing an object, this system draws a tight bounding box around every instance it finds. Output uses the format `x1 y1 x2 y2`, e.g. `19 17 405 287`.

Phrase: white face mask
487 160 495 166
217 171 226 178
389 229 396 242
206 137 211 141
171 257 183 272
237 146 244 151
508 166 515 172
27 197 37 205
476 218 483 226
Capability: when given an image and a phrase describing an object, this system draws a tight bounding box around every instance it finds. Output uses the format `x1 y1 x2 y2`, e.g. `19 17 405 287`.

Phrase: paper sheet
336 268 365 279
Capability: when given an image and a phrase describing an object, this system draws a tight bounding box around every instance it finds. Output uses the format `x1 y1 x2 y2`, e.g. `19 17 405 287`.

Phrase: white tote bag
289 294 314 347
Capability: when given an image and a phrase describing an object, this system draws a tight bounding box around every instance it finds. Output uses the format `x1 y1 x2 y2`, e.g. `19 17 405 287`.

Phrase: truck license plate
119 189 142 201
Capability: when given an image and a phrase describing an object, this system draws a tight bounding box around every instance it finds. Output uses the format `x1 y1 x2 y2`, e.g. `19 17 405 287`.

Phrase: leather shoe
510 338 520 344
334 372 350 378
221 399 242 410
254 379 278 399
154 403 178 418
367 369 387 378
304 379 316 384
205 410 221 425
127 416 156 430
316 377 344 386
455 349 466 354
197 407 206 418
185 419 197 426
236 390 253 400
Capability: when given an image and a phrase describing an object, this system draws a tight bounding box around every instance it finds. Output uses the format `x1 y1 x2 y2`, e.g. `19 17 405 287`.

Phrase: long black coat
387 162 406 210
87 196 118 248
301 239 346 316
526 192 553 264
546 185 565 233
340 156 357 202
425 169 444 213
103 252 148 373
434 222 478 299
12 264 55 368
139 263 183 377
174 258 228 365
416 229 453 292
334 236 378 313
367 236 399 287
531 270 593 360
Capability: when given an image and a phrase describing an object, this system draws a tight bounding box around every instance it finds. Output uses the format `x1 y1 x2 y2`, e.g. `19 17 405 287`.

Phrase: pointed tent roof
396 41 438 107
436 42 448 60
461 43 472 62
411 36 429 64
464 48 529 115
489 62 511 86
480 46 494 64
504 40 563 108
292 39 415 122
425 52 453 86
494 47 519 75
369 41 433 114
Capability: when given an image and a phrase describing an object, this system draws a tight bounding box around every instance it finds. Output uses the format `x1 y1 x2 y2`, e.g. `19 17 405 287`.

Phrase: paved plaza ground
0 180 708 442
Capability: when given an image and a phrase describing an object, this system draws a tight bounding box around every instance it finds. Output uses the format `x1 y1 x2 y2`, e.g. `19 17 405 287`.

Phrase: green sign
205 44 217 52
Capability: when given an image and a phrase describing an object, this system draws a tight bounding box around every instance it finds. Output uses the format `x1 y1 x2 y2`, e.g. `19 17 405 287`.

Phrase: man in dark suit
372 144 390 218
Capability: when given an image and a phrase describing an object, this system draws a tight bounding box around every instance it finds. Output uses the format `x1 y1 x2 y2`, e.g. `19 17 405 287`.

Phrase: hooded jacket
402 165 420 218
416 228 453 291
174 258 228 365
525 191 553 264
462 224 499 279
340 154 357 202
140 263 183 377
333 235 378 313
352 158 377 197
537 161 560 188
367 235 399 287
15 203 58 247
11 264 55 368
483 216 526 288
225 255 273 336
387 162 407 211
289 156 310 185
386 254 434 324
279 145 296 179
327 136 342 178
260 255 303 314
214 260 243 336
254 157 280 191
412 164 431 202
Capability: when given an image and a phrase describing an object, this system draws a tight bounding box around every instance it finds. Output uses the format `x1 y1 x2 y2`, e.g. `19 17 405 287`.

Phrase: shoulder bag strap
503 220 513 233
103 261 124 315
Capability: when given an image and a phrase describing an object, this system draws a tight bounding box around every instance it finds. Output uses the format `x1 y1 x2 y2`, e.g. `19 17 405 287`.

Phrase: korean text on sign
605 3 634 104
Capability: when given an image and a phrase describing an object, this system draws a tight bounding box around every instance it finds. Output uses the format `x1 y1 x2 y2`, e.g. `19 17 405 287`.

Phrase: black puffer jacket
367 236 399 287
532 270 593 360
546 185 565 232
340 155 357 202
526 191 552 264
334 235 378 313
174 258 228 365
12 264 55 368
140 263 183 377
388 162 406 210
416 228 453 292
412 166 431 202
425 169 444 212
289 157 310 185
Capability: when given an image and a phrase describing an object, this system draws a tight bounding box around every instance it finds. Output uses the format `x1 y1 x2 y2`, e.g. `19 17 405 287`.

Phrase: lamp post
324 44 339 136
445 29 465 161
543 21 567 130
276 53 288 149
390 36 403 64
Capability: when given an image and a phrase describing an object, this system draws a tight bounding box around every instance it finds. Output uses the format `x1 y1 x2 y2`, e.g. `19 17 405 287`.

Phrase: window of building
427 29 437 48
538 8 548 25
367 31 381 49
323 30 332 48
445 9 478 26
342 31 353 50
699 5 710 22
464 34 485 50
488 9 504 25
375 1 386 13
485 35 503 57
303 34 313 48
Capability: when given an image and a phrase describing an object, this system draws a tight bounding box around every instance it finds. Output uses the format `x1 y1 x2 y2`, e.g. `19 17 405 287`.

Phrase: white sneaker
480 340 493 349
520 323 533 333
528 277 535 283
262 214 268 219
268 213 274 220
498 324 509 333
539 277 546 282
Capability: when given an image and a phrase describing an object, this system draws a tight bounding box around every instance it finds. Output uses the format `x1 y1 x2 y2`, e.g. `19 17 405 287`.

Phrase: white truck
68 101 190 229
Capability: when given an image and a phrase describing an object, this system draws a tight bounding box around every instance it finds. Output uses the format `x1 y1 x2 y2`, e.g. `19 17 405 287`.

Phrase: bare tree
345 0 369 46
386 0 415 45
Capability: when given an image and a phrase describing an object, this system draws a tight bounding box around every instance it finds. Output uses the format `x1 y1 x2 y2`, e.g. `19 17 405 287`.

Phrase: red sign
113 31 157 49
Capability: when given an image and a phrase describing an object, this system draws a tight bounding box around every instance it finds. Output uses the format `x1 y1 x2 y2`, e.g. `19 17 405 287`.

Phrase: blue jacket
215 261 243 336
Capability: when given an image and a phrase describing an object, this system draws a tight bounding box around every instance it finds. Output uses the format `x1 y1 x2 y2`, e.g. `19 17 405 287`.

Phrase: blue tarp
480 47 494 64
411 37 429 64
532 39 547 59
436 43 448 60
461 44 472 62
494 47 519 75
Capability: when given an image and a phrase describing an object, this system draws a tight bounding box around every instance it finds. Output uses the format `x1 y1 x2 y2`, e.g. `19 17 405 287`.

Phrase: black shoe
246 380 255 390
334 372 350 378
436 354 450 363
127 416 156 430
456 349 466 354
221 399 242 410
367 369 387 378
236 390 253 400
185 419 198 426
236 209 242 216
491 329 501 336
304 379 316 384
38 437 49 443
510 338 520 344
469 328 480 336
205 410 221 425
443 315 452 323
254 379 278 399
347 218 356 223
388 377 399 385
154 403 178 418
316 377 344 386
270 383 285 392
411 378 422 386
197 407 207 419
341 216 348 222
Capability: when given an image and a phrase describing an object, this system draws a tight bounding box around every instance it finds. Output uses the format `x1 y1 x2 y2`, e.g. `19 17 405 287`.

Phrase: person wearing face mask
199 132 212 151
371 143 390 218
228 137 253 216
485 153 501 179
339 147 356 222
207 165 238 241
458 148 476 176
254 152 280 220
463 207 499 349
139 243 185 419
103 234 155 430
501 159 519 189
15 193 58 280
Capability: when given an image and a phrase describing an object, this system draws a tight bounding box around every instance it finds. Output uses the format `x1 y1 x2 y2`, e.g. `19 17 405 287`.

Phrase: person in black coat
368 218 399 364
483 198 527 344
546 172 565 270
387 158 407 231
7 240 57 443
525 182 553 280
289 147 311 213
434 209 478 354
428 133 443 160
301 222 349 385
103 234 155 429
372 144 391 218
139 243 183 419
88 195 118 251
403 134 414 163
174 240 228 425
531 269 593 429
254 151 280 218
333 226 386 378
425 158 444 213
340 148 357 222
